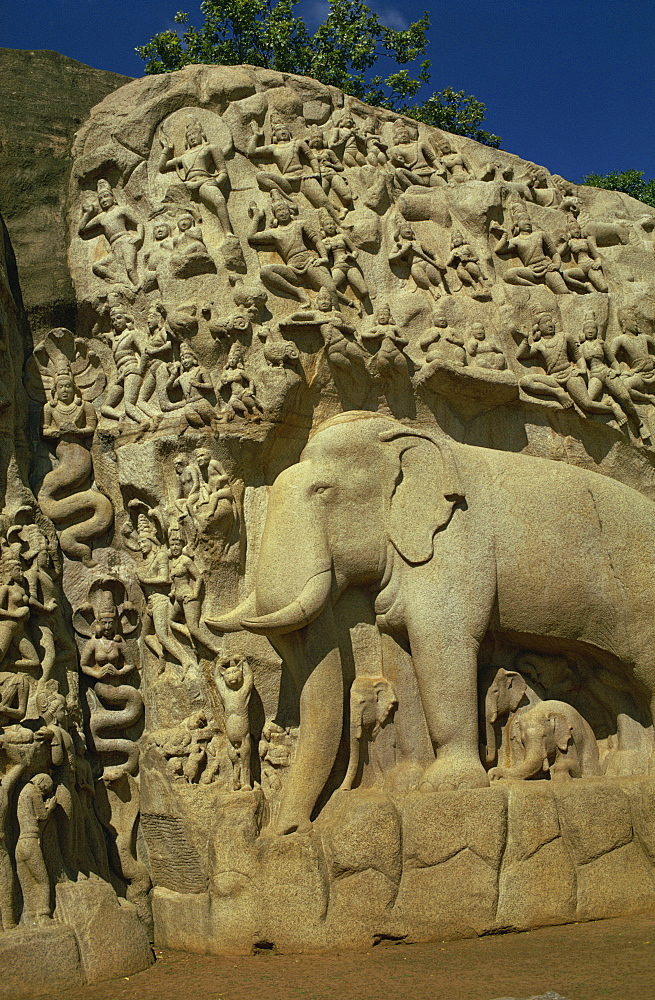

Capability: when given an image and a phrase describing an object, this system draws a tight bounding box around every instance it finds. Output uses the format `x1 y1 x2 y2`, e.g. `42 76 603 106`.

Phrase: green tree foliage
582 169 655 209
136 0 501 147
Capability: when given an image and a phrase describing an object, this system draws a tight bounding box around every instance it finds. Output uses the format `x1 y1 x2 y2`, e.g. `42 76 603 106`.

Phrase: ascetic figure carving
158 118 233 235
215 411 655 834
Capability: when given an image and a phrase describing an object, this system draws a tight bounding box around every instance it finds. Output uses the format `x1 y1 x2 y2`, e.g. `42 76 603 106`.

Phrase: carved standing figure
361 304 410 380
15 773 57 926
389 221 446 299
78 179 144 289
0 554 39 676
0 754 27 930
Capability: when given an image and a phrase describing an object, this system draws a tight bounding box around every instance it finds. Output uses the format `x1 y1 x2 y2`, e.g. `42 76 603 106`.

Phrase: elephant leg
405 573 493 792
270 605 343 834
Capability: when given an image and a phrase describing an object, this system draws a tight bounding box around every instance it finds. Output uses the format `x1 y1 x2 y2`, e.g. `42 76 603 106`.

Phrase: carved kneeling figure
489 700 601 782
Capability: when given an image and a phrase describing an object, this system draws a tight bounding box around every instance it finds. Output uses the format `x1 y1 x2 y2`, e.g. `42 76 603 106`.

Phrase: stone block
555 782 633 863
575 841 655 920
0 924 81 999
324 869 399 949
320 789 402 883
497 837 576 930
153 887 212 953
395 847 498 938
504 785 561 864
55 879 153 983
403 787 507 869
254 832 329 950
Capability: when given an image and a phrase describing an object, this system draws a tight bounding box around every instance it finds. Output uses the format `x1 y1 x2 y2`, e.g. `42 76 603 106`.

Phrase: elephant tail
90 682 144 779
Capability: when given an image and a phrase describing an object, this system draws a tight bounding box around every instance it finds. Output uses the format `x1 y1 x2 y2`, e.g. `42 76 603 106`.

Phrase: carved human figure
219 343 264 421
0 554 39 677
136 301 176 424
610 309 655 402
361 304 410 380
492 212 569 294
78 179 144 288
246 118 339 219
79 590 144 780
34 689 80 872
340 676 397 791
389 221 446 299
214 655 253 791
419 307 466 366
432 136 472 183
167 527 221 654
158 118 233 235
174 454 196 513
169 211 215 278
144 220 174 288
319 213 371 311
465 323 506 371
517 311 624 420
387 119 444 191
133 514 196 678
100 306 151 431
72 732 110 877
307 126 355 216
188 447 235 531
281 288 369 380
328 110 366 167
247 197 344 305
15 773 57 926
446 231 490 296
0 753 27 930
557 218 608 293
23 544 60 686
39 366 114 566
164 343 216 428
574 313 648 438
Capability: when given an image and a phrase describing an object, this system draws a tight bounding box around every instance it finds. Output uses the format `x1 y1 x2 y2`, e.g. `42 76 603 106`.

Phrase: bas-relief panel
3 64 655 959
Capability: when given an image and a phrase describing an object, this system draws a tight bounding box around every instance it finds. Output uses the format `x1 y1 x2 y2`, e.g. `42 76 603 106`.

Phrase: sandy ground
53 913 655 1000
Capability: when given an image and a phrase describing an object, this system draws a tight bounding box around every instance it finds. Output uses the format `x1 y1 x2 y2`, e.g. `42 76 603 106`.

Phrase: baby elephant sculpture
487 669 601 781
340 675 397 791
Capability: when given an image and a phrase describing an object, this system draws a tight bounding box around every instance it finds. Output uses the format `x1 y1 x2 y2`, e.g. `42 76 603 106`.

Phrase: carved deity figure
389 221 446 299
610 309 655 401
387 119 443 192
144 220 174 290
574 313 648 438
158 118 233 235
493 212 569 294
39 365 114 566
78 179 144 289
361 304 410 380
328 110 367 167
188 447 235 528
132 513 196 678
247 196 345 306
167 527 221 655
432 136 472 183
100 306 151 431
219 344 264 421
0 554 39 682
307 126 355 216
23 543 60 686
79 588 144 780
34 689 80 871
517 311 625 423
246 117 339 220
281 288 369 379
557 217 608 293
214 655 253 791
169 211 215 278
446 231 490 296
465 323 506 370
164 343 216 429
319 213 372 311
419 307 466 366
15 773 57 926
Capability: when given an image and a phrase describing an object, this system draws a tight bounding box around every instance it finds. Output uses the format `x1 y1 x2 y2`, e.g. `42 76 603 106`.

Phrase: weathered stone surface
0 924 81 998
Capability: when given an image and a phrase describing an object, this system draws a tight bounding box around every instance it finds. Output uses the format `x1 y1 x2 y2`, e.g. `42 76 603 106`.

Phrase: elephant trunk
484 691 499 765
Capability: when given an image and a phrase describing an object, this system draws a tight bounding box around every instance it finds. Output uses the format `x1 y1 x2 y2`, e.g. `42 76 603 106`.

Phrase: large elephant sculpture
213 411 655 834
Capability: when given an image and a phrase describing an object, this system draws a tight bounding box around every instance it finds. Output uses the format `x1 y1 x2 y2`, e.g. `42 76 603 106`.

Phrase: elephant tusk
241 568 332 636
205 590 258 633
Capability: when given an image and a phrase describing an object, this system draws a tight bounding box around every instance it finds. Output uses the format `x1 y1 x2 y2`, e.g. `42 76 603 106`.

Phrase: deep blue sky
3 0 654 183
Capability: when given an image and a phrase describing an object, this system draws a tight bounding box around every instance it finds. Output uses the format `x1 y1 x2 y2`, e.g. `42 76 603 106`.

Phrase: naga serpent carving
39 366 114 566
78 584 144 781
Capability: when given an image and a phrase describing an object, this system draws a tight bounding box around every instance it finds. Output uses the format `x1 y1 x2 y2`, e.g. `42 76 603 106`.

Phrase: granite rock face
2 55 655 978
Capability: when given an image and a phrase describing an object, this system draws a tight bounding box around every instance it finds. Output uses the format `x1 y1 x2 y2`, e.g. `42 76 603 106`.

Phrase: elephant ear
552 713 574 753
380 428 465 565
